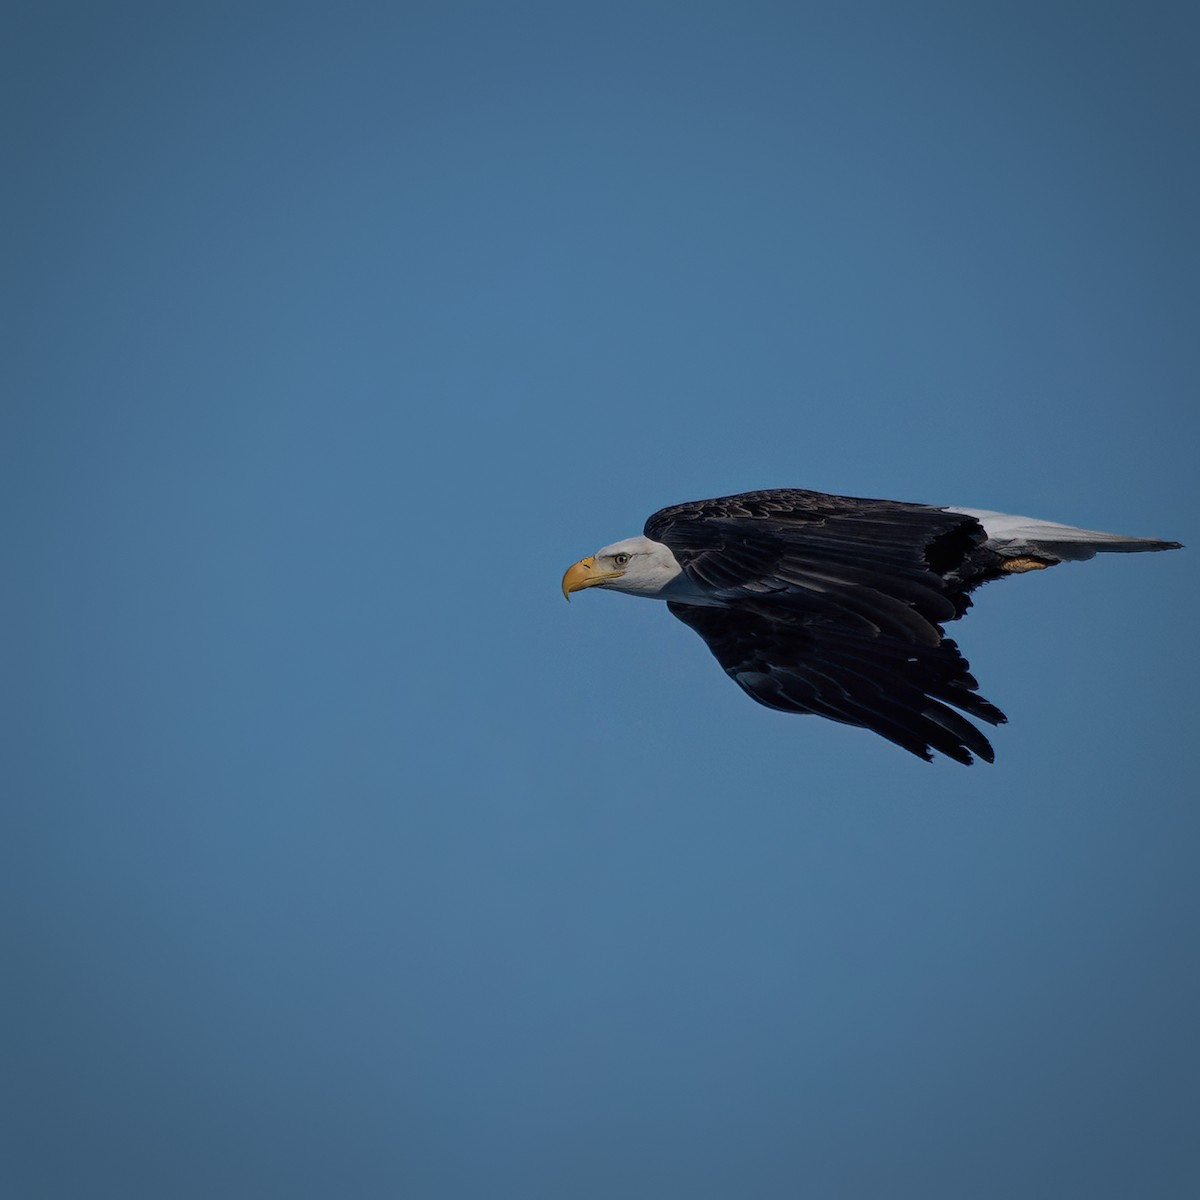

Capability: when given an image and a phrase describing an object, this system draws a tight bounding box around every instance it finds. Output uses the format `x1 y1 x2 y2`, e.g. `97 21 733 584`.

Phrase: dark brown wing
667 602 1006 765
646 490 1007 763
645 488 998 638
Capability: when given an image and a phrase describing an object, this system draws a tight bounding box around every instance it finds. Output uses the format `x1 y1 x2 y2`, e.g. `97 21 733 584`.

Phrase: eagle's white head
561 536 684 600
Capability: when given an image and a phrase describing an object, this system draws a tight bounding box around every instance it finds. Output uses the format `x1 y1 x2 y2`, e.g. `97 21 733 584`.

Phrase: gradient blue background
6 3 1197 1197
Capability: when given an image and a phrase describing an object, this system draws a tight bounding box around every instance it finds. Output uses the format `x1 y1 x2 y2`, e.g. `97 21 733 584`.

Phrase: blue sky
5 3 1198 1197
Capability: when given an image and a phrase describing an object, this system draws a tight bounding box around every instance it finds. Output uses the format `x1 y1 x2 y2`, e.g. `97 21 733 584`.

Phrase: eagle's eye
613 553 631 567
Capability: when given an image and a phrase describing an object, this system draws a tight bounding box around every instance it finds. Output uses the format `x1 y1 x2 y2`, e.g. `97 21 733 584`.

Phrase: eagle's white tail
946 507 1182 563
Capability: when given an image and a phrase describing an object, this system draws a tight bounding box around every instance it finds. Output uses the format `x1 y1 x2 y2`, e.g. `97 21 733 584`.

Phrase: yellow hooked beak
561 555 624 601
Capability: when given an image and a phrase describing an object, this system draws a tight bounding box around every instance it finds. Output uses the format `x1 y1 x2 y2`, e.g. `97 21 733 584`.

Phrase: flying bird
561 488 1181 764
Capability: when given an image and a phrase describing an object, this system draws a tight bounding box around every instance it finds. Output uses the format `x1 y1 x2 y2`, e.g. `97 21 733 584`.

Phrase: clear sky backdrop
5 3 1198 1197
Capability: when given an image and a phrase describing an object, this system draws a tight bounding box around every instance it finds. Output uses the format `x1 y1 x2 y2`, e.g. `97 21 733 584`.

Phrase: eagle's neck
604 538 727 607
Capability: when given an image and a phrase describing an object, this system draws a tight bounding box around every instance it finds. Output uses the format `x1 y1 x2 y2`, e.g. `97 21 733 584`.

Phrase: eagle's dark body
639 488 1180 765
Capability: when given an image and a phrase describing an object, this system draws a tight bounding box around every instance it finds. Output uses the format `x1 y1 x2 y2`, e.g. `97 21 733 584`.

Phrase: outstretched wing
667 601 1006 765
646 488 996 642
646 490 1007 763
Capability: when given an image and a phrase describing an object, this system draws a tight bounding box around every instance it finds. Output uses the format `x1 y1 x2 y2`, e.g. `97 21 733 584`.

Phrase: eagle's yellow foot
1002 556 1053 573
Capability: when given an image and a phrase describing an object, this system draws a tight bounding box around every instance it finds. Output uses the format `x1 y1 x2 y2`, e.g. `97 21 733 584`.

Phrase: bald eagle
562 489 1181 764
